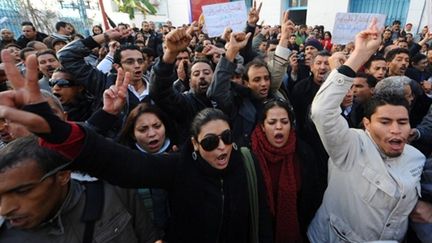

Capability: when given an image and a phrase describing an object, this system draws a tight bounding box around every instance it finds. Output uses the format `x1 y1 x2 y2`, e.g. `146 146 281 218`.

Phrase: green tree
113 0 157 19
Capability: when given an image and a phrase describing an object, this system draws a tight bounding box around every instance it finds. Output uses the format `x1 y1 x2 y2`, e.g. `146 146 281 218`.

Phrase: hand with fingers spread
0 50 50 133
247 1 262 26
225 32 252 62
0 50 45 108
103 68 130 115
163 23 197 64
344 17 382 72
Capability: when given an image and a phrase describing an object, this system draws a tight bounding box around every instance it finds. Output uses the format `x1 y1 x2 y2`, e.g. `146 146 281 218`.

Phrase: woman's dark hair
92 25 103 35
260 99 294 125
190 108 230 140
118 103 177 147
324 31 332 38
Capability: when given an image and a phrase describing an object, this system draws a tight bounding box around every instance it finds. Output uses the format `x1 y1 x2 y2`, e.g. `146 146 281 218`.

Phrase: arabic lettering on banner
202 1 247 38
332 12 386 44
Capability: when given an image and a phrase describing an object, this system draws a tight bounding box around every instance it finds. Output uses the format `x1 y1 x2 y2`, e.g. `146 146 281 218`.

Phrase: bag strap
81 180 104 243
240 147 259 243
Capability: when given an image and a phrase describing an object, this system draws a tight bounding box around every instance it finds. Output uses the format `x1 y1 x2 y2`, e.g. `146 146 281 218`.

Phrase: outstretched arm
311 18 382 167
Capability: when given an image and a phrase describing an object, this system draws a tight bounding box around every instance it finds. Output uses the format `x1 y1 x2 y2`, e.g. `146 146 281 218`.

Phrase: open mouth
388 138 404 150
7 216 27 227
216 153 228 167
134 71 142 77
147 139 160 149
259 89 268 96
198 81 208 89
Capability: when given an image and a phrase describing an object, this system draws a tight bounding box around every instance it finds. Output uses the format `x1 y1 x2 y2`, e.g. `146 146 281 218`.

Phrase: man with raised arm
308 19 425 242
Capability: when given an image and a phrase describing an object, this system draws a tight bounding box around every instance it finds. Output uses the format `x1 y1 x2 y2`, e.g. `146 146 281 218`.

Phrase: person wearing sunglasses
0 136 158 243
49 67 96 122
207 11 295 148
0 49 273 241
250 99 304 242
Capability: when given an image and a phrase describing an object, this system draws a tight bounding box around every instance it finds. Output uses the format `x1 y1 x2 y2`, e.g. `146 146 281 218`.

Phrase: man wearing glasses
57 28 152 125
0 136 157 243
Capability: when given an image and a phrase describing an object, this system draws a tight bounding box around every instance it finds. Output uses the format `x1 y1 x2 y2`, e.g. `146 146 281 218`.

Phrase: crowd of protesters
1 1 432 242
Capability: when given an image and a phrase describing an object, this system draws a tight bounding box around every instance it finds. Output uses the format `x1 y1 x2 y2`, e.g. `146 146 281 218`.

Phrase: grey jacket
308 70 425 242
0 180 156 243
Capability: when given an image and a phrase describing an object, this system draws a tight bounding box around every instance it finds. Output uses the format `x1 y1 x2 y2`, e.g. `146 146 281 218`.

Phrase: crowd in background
1 2 432 242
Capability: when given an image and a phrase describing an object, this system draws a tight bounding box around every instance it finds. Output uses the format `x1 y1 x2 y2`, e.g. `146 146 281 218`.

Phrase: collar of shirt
128 77 150 101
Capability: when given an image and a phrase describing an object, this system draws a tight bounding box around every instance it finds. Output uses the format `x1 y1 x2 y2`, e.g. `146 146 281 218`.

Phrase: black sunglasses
198 129 233 151
49 79 76 88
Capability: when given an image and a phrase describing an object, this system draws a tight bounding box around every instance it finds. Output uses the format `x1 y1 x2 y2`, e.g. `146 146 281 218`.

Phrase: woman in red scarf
251 99 302 243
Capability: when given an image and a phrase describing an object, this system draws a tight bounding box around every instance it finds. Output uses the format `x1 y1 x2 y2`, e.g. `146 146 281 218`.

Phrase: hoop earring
192 151 198 160
232 143 238 150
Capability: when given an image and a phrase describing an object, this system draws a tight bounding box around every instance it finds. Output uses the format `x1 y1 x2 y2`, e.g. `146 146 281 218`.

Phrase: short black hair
364 54 386 69
191 57 214 71
364 93 409 120
21 21 34 26
356 72 378 88
411 53 427 65
385 48 410 62
0 136 70 174
36 49 58 61
55 21 68 31
19 47 35 61
243 58 271 82
113 45 144 65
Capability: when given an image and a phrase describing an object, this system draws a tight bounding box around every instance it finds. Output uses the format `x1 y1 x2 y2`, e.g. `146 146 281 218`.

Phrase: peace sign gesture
0 50 45 109
247 1 262 26
0 50 50 133
102 68 130 115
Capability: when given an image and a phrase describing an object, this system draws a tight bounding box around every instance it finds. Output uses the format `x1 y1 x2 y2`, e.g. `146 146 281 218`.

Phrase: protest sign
202 1 247 38
332 13 386 44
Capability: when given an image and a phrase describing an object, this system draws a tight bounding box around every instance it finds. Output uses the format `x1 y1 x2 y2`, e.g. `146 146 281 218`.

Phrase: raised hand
102 67 130 115
0 50 50 133
328 52 347 70
163 22 198 63
225 32 252 62
344 17 382 72
0 50 45 108
279 11 295 47
247 1 262 26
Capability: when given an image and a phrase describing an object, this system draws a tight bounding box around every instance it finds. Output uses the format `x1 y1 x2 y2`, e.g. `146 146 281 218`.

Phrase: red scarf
251 126 301 243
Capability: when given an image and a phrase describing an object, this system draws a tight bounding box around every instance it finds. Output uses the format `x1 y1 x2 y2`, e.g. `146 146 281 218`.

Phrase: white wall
306 0 349 32
259 0 284 26
406 0 426 35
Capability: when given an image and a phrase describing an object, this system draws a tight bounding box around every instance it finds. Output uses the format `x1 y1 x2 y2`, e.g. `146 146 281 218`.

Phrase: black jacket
71 127 273 243
149 58 213 143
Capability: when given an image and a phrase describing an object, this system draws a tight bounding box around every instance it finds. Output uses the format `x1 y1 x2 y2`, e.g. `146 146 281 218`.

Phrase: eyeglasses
198 129 233 151
121 58 145 65
49 79 76 88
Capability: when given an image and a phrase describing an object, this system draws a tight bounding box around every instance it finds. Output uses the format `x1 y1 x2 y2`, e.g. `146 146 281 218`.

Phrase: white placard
202 1 247 38
332 13 386 44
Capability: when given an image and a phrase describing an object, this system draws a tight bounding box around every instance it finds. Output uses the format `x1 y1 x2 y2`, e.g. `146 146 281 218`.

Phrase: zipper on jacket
216 178 224 243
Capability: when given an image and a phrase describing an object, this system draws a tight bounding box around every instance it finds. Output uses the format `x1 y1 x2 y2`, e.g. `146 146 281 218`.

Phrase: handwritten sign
202 1 247 38
332 13 386 44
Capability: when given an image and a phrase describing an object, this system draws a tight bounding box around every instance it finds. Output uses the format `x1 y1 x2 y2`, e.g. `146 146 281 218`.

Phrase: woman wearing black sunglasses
0 55 273 242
